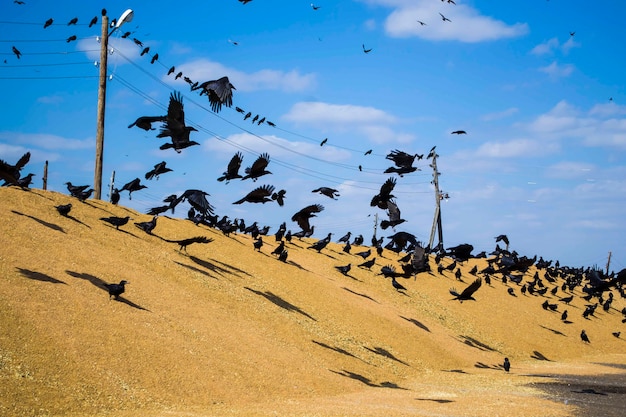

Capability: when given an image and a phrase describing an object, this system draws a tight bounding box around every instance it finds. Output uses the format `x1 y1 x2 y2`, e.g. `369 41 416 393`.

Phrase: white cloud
169 59 316 93
545 161 595 179
538 61 574 78
364 0 528 42
475 138 558 158
481 107 519 121
0 132 93 151
530 37 579 56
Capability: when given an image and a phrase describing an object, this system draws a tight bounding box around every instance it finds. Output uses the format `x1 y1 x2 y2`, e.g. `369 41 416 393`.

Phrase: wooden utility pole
606 251 612 275
94 13 109 200
428 151 444 251
42 160 48 190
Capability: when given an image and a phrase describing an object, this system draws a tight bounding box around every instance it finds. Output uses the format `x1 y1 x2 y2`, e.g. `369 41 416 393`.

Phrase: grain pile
1 187 624 417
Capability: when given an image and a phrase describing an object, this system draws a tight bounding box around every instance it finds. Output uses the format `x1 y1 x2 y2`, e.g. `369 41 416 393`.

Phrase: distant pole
42 160 48 190
606 251 612 275
373 212 378 239
428 152 444 251
94 13 109 200
108 170 116 202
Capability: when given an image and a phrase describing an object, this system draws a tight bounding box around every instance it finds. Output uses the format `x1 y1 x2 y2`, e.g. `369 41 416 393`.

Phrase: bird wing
380 177 396 196
166 91 185 126
386 200 401 222
182 189 214 215
199 76 234 112
250 153 270 173
14 152 31 171
460 278 482 298
227 152 243 175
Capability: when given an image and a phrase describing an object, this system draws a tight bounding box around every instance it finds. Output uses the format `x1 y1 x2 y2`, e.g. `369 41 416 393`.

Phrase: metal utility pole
428 151 445 251
606 251 612 275
108 170 116 202
94 13 109 200
42 160 48 190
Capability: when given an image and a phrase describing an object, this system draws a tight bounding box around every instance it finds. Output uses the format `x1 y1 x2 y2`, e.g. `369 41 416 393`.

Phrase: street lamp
94 8 134 200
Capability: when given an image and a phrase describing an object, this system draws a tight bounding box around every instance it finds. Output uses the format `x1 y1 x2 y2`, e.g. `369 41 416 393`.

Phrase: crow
128 115 167 131
391 277 406 291
157 91 199 153
358 258 376 270
312 187 340 199
561 310 568 321
362 44 372 54
291 204 324 234
335 264 351 276
174 189 214 216
194 76 235 113
233 184 275 204
380 200 406 230
166 236 213 252
43 18 53 29
135 216 158 234
67 17 78 25
55 203 72 217
89 16 98 27
151 54 159 64
337 232 351 243
242 153 272 181
385 149 420 174
253 236 263 251
451 130 466 135
66 35 77 43
439 13 451 22
278 249 288 262
76 188 94 202
354 249 371 259
308 233 332 252
271 189 286 206
371 177 396 209
100 216 131 230
320 138 328 146
503 358 511 372
120 178 147 200
580 330 590 343
145 161 173 180
217 152 244 182
0 152 30 186
104 280 128 299
11 46 21 59
2 172 34 188
239 0 253 4
272 241 286 256
450 278 482 302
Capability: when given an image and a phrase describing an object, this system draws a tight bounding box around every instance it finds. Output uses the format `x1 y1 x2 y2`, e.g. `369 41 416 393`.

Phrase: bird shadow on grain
400 316 431 332
364 346 409 366
114 296 150 311
208 258 254 278
530 350 552 361
330 369 408 390
174 261 216 279
189 256 234 278
101 224 139 238
540 325 566 336
11 210 65 233
65 270 149 311
312 340 362 361
17 267 67 284
61 213 91 228
474 362 499 370
444 369 468 374
244 287 316 321
284 259 309 271
342 287 378 303
457 335 498 352
415 398 454 404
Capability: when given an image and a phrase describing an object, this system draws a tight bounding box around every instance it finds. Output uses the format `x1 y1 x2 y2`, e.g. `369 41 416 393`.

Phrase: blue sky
1 0 625 269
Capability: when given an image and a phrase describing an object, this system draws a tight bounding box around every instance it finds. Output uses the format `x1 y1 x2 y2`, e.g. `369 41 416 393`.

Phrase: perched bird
503 358 511 372
145 161 173 180
354 249 371 259
450 278 482 302
613 332 621 338
110 188 120 205
217 152 244 183
233 184 276 204
100 216 131 230
67 17 78 25
337 232 352 243
151 54 159 64
76 188 94 202
66 35 77 43
391 277 406 292
580 330 590 343
335 263 351 276
312 187 340 199
242 153 272 181
253 236 263 252
561 310 568 321
104 280 128 300
358 258 376 270
278 249 288 262
128 115 167 131
43 18 53 29
135 216 158 234
55 203 72 217
120 178 147 200
291 204 324 234
89 16 98 27
194 76 235 113
272 241 286 256
11 46 21 59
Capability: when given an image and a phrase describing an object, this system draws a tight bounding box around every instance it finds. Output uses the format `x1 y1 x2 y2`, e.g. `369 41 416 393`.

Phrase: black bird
613 332 621 338
362 44 372 54
278 249 288 262
166 236 213 252
76 188 94 202
335 264 351 276
89 16 98 27
244 112 252 121
580 330 590 343
233 184 276 204
251 114 259 124
11 46 21 59
450 278 482 302
385 149 420 174
167 66 175 76
174 189 215 216
271 189 286 206
495 234 510 247
391 277 406 291
312 187 340 199
253 236 263 252
354 249 371 259
239 0 253 4
503 358 511 372
358 258 376 270
110 188 120 205
120 178 147 200
380 200 406 230
451 130 467 135
217 152 244 182
242 153 272 181
291 204 324 234
64 182 89 198
104 280 128 300
320 138 328 146
145 161 173 180
66 35 77 43
128 115 167 131
135 216 158 234
0 151 30 186
157 91 199 153
311 3 320 10
43 18 53 29
2 172 34 188
371 177 396 209
194 76 235 113
151 54 159 64
100 216 131 230
338 231 352 243
308 233 332 253
439 13 451 22
561 310 568 321
67 17 78 25
272 241 286 256
55 203 72 217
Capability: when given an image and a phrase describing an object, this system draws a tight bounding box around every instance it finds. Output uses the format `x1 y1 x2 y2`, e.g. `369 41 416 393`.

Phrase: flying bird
233 184 276 204
320 138 328 146
119 178 147 200
362 44 372 53
312 187 340 199
145 161 173 180
157 91 199 153
11 46 22 59
217 152 244 182
271 189 286 206
128 115 167 131
292 204 324 234
238 0 253 4
417 20 427 26
439 13 451 22
194 76 235 113
370 177 396 209
451 130 467 135
242 153 272 181
174 189 215 216
449 278 482 302
311 3 320 10
0 151 30 186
